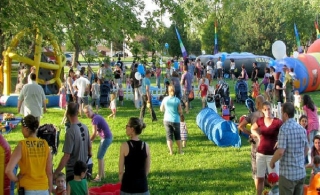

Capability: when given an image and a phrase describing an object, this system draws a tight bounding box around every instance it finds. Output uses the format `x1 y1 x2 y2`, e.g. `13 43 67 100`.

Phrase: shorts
97 137 113 159
91 98 100 107
25 190 49 195
217 69 222 78
111 108 116 114
182 91 190 103
206 73 212 80
201 97 207 103
267 83 274 90
256 152 279 178
78 96 88 105
119 96 124 101
164 121 181 141
230 69 234 74
66 94 73 103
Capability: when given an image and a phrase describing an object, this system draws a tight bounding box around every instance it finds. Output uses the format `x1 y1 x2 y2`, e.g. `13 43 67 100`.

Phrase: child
126 75 131 89
91 77 100 113
266 172 279 195
86 156 93 180
53 172 66 195
293 90 301 110
108 93 117 119
180 115 188 148
299 115 308 164
198 79 208 108
58 82 67 109
310 155 320 185
67 160 89 195
252 78 260 99
118 84 124 106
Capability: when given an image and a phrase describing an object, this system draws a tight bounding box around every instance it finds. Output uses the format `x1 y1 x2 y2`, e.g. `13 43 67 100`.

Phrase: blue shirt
141 77 150 95
277 118 308 180
162 96 181 123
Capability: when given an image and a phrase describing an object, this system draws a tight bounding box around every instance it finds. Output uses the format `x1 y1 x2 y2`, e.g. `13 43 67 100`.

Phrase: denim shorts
91 98 100 107
97 137 113 159
163 121 181 141
25 190 49 195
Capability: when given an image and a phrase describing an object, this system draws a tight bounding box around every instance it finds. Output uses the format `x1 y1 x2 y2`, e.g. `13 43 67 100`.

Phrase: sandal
92 178 101 182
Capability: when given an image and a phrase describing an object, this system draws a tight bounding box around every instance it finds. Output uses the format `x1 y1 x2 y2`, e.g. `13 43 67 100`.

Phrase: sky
141 0 171 27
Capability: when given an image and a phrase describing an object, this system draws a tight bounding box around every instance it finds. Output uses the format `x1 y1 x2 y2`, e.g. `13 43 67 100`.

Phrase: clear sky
142 0 171 27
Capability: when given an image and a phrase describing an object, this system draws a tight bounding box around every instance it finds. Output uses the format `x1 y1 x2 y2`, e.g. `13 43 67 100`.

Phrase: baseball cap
268 172 279 183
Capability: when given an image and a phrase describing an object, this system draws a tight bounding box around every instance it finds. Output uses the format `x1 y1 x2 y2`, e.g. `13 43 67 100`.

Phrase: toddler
299 115 309 164
252 78 260 99
87 156 93 180
53 172 66 195
126 75 131 89
118 84 124 106
67 160 89 195
57 82 67 109
91 77 100 113
310 155 320 184
198 79 208 108
293 90 301 110
108 93 117 119
180 115 188 148
266 172 279 195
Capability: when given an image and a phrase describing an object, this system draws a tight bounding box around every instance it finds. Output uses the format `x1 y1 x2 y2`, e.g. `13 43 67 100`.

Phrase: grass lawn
2 68 320 194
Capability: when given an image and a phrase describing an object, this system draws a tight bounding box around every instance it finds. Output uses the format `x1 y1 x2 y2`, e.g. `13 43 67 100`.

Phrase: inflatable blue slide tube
196 108 241 148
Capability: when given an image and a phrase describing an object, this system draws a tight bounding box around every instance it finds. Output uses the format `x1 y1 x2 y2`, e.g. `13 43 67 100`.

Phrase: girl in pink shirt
303 95 320 147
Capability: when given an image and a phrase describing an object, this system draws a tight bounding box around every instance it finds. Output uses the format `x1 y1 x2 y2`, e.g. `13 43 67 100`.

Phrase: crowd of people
4 55 320 195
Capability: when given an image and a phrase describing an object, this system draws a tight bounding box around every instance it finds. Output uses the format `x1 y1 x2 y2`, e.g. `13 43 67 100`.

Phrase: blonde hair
110 93 116 101
168 85 175 96
55 172 66 181
83 105 93 112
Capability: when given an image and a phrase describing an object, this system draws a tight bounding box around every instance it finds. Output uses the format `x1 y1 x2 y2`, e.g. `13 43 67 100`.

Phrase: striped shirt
277 118 308 180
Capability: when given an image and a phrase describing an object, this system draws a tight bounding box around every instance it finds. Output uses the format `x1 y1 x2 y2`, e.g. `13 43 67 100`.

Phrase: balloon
269 59 275 67
165 43 169 49
293 51 299 58
174 61 179 70
135 72 142 80
137 64 145 75
221 54 226 62
272 40 286 60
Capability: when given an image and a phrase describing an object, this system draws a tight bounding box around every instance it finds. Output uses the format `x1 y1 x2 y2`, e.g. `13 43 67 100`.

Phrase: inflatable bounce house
272 39 320 93
197 52 271 78
0 28 65 107
196 108 241 147
0 134 11 195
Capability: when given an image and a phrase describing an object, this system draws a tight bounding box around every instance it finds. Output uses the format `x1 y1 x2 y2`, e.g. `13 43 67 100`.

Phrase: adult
283 66 294 103
270 103 309 195
180 64 192 114
261 68 270 100
251 62 259 82
54 102 92 182
114 64 122 87
5 115 53 194
229 58 236 81
171 71 182 99
251 101 283 195
83 106 113 182
238 95 265 190
140 70 157 122
17 73 46 122
66 69 76 103
195 58 203 83
117 57 124 72
130 63 142 109
274 72 284 104
97 63 106 82
302 95 320 149
72 69 90 117
216 57 223 80
238 64 248 80
160 85 183 155
119 117 151 195
306 135 320 169
206 58 214 84
155 66 162 89
265 66 275 102
188 60 195 84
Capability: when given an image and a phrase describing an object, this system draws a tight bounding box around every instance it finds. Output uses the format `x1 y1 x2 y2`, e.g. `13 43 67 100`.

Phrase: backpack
188 90 194 101
37 124 60 155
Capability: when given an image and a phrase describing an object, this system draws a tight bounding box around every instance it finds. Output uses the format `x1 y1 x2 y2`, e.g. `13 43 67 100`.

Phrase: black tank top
121 140 148 193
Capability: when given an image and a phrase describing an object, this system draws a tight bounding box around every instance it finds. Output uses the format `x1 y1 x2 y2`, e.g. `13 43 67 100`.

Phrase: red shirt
199 84 208 98
256 117 282 155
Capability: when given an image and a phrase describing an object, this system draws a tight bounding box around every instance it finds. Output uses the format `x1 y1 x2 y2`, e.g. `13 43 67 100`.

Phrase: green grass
3 69 320 194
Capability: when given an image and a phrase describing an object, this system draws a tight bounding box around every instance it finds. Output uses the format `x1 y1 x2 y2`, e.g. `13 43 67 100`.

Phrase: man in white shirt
18 73 46 122
73 69 90 117
216 57 223 80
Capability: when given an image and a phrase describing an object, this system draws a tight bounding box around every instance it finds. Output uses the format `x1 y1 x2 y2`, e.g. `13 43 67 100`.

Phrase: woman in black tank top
119 117 150 195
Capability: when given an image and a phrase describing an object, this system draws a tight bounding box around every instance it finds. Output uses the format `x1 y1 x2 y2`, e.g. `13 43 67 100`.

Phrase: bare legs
167 140 182 155
95 159 105 181
257 177 264 195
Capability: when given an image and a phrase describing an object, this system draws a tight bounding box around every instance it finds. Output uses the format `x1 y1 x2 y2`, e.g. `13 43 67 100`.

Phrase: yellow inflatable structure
2 28 65 95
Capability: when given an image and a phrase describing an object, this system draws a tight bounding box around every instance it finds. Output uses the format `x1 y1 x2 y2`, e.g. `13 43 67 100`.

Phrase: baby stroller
100 81 111 107
207 86 217 113
235 79 248 103
37 124 60 155
214 80 230 108
245 98 256 113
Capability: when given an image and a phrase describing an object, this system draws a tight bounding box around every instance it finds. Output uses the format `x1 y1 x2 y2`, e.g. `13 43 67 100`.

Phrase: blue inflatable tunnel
196 108 241 147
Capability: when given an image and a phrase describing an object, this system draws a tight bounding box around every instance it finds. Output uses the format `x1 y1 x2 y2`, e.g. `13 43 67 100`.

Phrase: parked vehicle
113 51 128 57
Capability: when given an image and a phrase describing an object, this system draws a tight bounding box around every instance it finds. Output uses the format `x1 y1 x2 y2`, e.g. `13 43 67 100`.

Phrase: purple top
92 114 112 139
181 72 192 92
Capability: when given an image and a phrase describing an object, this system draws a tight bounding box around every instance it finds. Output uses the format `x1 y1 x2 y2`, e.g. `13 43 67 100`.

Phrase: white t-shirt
217 61 222 69
230 62 235 70
73 76 90 97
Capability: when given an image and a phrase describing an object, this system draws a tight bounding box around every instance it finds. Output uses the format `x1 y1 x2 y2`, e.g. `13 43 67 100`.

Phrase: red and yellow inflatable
0 134 11 195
